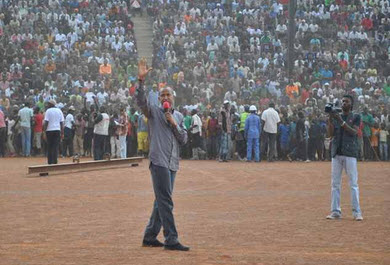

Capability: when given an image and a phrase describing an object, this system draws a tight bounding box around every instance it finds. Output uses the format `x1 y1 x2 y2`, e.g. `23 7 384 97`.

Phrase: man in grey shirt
136 59 189 251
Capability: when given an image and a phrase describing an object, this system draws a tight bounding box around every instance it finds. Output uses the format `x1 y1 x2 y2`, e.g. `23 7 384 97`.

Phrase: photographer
326 95 363 221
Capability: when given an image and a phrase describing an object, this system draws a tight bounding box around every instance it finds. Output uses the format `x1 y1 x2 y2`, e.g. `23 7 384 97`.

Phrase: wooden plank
28 157 143 175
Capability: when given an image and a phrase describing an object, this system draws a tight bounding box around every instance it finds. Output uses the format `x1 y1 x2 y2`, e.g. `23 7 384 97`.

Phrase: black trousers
84 128 94 155
46 131 60 164
62 127 74 157
363 136 372 160
93 134 107 160
0 127 6 157
264 132 277 161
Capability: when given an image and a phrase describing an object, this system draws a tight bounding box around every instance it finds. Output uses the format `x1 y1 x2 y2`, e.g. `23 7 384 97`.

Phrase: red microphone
163 101 171 113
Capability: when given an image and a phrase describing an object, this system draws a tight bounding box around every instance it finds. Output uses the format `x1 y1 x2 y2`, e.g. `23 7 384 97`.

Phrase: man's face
341 97 352 112
159 88 174 107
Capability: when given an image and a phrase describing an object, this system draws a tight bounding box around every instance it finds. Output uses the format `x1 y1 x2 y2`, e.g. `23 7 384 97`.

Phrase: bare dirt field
0 158 389 265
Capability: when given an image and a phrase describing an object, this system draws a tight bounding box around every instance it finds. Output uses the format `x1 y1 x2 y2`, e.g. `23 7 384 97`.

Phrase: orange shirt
286 84 299 99
184 14 192 23
45 63 56 73
99 64 112 75
371 128 379 147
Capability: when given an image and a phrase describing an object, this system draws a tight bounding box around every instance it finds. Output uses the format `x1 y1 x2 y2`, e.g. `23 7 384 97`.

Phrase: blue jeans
144 163 178 246
379 142 388 161
247 138 260 162
331 155 361 216
21 126 31 156
119 135 127 158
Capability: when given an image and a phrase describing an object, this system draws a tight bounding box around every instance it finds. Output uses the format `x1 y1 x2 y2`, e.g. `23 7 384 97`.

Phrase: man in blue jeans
245 105 261 162
136 59 190 251
326 95 363 221
14 102 34 157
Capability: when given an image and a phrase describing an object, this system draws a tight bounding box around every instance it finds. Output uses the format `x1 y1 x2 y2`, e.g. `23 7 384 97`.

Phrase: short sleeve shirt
65 113 74 129
44 107 64 131
18 107 33 128
261 108 281 134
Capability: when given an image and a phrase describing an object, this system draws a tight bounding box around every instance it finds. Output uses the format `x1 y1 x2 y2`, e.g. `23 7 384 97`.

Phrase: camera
324 103 342 113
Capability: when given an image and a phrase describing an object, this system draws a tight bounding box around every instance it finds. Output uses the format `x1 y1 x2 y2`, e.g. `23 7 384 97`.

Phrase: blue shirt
279 124 290 146
245 114 261 139
136 83 187 171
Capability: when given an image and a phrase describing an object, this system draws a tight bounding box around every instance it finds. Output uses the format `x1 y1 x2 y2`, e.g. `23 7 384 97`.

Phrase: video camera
324 103 342 114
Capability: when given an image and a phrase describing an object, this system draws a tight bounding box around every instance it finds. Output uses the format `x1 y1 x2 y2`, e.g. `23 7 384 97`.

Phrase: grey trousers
264 132 277 161
144 163 178 246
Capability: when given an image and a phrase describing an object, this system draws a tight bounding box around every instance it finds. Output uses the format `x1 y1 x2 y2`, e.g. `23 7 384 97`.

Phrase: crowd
0 0 389 163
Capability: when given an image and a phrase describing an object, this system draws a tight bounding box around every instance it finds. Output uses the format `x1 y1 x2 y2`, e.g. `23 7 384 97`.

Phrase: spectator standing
15 102 33 157
137 111 149 157
379 123 389 161
219 101 232 162
118 107 129 158
43 100 64 165
361 107 374 160
190 109 202 160
261 102 280 162
245 105 261 162
33 107 44 156
63 106 75 157
93 106 110 160
0 108 6 157
73 114 86 156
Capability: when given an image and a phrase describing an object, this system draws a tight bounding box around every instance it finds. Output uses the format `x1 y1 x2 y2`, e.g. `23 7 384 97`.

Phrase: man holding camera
326 95 363 221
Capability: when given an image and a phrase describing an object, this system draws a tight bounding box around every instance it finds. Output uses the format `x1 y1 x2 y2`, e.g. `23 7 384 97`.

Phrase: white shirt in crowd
261 107 281 134
191 113 202 136
65 113 74 129
45 107 64 131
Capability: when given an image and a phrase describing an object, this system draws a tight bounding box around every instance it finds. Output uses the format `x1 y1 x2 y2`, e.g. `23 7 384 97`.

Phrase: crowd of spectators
0 0 389 163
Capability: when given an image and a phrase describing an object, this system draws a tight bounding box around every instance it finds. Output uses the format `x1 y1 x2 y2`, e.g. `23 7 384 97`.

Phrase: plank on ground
28 157 143 174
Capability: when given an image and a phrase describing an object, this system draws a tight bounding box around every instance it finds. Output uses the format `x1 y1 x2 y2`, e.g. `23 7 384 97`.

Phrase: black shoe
142 239 164 247
164 243 190 251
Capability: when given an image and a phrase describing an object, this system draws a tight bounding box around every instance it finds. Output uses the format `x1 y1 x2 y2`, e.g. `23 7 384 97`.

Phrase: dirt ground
0 158 389 265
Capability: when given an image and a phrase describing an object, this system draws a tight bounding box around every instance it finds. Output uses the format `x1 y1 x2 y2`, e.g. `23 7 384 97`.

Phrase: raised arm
136 58 153 118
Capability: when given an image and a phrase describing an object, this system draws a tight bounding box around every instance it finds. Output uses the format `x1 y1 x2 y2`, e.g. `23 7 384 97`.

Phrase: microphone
163 101 171 113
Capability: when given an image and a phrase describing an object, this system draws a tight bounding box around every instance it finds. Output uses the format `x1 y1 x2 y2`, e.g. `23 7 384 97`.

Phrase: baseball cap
223 100 230 104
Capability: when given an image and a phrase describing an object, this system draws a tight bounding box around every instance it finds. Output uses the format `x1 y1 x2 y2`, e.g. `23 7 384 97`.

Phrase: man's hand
165 112 177 127
330 112 343 123
138 58 152 81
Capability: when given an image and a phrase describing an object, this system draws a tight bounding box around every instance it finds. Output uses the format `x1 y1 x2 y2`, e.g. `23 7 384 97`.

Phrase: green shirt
36 101 45 111
183 115 192 130
361 113 374 137
384 83 390 96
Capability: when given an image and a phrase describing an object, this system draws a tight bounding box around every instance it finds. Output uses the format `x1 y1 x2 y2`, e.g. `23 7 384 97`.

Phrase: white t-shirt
44 107 64 131
191 114 202 136
65 113 74 129
261 107 281 134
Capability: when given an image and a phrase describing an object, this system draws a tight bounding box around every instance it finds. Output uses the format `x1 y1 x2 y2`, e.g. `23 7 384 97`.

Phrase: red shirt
34 113 44 133
129 85 136 96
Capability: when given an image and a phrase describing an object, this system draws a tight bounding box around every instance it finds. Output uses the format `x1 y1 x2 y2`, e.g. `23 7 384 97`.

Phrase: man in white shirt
44 100 64 164
93 106 110 160
261 102 281 162
97 88 108 106
15 102 34 156
63 106 75 157
190 109 202 160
